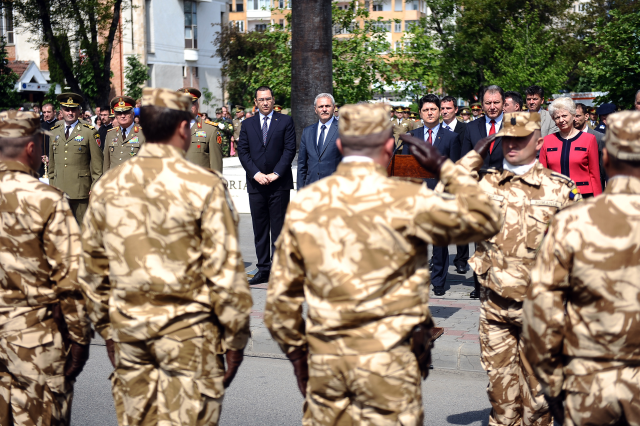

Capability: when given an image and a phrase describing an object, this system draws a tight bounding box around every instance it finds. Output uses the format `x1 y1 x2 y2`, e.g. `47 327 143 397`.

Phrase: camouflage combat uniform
0 140 92 424
265 104 502 426
523 111 640 426
78 89 252 426
185 115 223 172
464 114 581 426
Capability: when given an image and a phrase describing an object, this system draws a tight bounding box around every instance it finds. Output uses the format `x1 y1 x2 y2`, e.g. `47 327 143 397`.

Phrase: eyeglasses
256 97 273 103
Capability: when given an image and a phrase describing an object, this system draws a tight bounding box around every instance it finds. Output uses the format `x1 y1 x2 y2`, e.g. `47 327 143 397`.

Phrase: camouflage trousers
303 345 423 426
0 323 73 426
479 287 552 426
564 366 640 426
112 324 225 426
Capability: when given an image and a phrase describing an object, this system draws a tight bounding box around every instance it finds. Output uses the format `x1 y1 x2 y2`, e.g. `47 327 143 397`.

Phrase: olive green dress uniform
185 115 223 172
103 124 146 172
48 93 103 226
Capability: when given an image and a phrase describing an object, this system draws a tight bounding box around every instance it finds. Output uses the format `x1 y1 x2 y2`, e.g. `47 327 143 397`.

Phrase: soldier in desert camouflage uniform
0 111 92 426
460 112 582 426
78 88 252 426
264 103 502 426
523 110 640 426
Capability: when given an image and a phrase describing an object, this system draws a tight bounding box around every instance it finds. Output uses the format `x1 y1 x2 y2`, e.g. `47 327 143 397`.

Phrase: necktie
444 124 451 132
65 125 71 139
318 124 326 151
427 128 433 145
122 128 127 141
262 117 269 145
489 120 496 153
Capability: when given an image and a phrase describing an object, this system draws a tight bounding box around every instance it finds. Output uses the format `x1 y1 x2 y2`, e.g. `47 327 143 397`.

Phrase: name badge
530 200 561 208
487 194 505 202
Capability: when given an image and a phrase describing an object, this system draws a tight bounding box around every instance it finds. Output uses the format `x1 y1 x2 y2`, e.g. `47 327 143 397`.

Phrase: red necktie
427 128 432 145
489 120 496 153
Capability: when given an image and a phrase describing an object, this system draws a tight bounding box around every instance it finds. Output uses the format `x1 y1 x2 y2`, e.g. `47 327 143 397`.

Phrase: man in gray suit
575 102 607 190
525 85 558 137
297 93 342 189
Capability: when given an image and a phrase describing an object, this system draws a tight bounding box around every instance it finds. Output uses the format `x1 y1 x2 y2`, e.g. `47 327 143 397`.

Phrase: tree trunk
291 0 332 148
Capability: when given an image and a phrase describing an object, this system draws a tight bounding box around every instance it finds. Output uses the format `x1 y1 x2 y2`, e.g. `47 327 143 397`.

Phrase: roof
7 61 30 78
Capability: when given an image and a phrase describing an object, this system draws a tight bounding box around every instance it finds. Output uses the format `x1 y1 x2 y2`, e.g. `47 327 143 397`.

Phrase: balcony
184 49 198 61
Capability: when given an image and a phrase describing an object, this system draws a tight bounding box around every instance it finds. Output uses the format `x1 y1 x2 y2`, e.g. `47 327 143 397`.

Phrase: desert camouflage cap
339 103 392 138
141 87 193 113
604 111 640 161
0 110 52 137
495 112 541 138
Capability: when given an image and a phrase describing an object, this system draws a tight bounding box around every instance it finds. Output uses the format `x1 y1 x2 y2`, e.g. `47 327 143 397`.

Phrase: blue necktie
318 124 326 151
262 117 269 145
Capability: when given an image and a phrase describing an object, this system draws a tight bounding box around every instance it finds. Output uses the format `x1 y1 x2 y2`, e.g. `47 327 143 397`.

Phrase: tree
291 0 332 143
124 55 148 100
483 9 573 95
0 37 21 109
9 0 124 109
580 10 640 109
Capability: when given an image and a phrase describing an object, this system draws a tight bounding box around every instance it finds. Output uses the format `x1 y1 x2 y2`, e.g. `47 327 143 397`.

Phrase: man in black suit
401 94 460 296
237 86 296 284
97 106 112 152
460 85 505 298
460 85 505 170
297 93 342 189
440 95 470 274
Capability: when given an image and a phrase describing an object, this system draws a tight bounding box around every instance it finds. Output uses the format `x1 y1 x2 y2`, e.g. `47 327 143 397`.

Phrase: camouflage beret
495 112 541 138
141 88 193 113
339 103 392 138
604 111 640 161
0 110 52 138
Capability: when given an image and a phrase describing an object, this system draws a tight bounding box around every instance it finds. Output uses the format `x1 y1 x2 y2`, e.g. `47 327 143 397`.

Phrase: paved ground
238 214 485 372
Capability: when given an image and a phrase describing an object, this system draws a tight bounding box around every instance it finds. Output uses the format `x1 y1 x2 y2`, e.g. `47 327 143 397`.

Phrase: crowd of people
0 82 639 426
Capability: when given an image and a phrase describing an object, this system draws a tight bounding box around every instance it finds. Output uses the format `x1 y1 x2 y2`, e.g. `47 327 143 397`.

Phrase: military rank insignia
129 137 139 143
74 135 84 142
94 134 101 147
217 134 222 145
195 131 206 138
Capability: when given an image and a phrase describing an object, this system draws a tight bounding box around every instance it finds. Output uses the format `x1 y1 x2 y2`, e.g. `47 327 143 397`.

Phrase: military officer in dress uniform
460 107 472 123
231 105 245 158
392 106 413 146
103 96 146 173
273 105 283 113
178 87 223 172
48 92 103 225
471 103 482 120
211 107 234 157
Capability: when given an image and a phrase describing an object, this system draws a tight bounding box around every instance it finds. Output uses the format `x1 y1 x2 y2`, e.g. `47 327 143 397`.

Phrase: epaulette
50 123 61 130
107 127 118 132
205 120 216 126
82 123 95 130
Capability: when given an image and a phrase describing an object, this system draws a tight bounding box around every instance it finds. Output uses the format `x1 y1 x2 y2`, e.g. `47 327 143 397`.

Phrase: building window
405 20 417 30
372 3 383 11
371 20 391 32
278 0 285 8
394 0 403 11
182 66 187 78
364 1 370 11
406 0 419 10
0 4 14 45
255 23 267 32
194 67 199 78
394 22 402 32
236 0 244 12
248 0 270 9
395 41 401 50
184 1 197 49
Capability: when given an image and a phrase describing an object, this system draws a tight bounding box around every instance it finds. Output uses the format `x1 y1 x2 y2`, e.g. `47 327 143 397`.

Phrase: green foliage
483 9 573 95
581 10 640 109
43 85 60 109
124 55 149 100
0 37 20 109
47 35 72 85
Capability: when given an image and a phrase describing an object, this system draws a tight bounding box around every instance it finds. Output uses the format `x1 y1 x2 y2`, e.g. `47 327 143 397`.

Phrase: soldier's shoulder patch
107 127 118 132
82 123 95 130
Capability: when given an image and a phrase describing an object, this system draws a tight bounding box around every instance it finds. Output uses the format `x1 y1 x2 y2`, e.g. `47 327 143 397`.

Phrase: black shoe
455 263 470 274
433 287 446 296
469 289 479 299
249 271 270 285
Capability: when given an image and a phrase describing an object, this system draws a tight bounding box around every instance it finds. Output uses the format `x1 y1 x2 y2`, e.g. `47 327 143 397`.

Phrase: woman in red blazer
539 97 602 197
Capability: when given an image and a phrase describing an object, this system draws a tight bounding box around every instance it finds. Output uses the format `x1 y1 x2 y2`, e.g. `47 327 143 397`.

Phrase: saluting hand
400 134 447 179
473 134 497 159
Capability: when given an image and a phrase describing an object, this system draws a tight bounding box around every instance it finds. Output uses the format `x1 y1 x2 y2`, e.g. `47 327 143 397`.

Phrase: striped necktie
262 117 269 145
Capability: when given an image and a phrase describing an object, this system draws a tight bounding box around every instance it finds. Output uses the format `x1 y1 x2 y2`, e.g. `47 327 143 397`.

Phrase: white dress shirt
485 113 504 135
259 110 274 132
120 122 135 139
64 120 80 136
316 116 334 147
424 123 441 144
442 118 457 132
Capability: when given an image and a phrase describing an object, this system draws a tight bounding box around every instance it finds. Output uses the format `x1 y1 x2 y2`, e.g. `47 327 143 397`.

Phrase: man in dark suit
400 94 460 296
237 86 296 284
440 95 470 274
297 93 342 189
460 85 505 298
97 106 112 152
460 85 505 171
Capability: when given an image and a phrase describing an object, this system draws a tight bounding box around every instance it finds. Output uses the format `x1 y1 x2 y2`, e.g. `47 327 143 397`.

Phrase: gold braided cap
0 111 52 137
495 112 541 138
57 92 83 108
338 103 392 138
605 111 640 160
177 87 201 101
141 88 193 113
